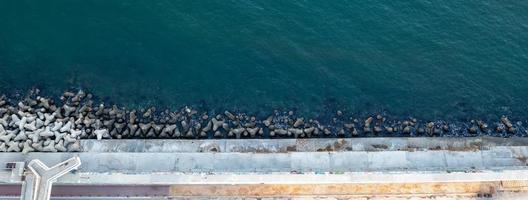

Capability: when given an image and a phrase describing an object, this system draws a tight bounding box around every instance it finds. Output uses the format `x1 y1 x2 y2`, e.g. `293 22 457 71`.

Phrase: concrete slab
368 151 408 171
5 138 528 199
2 147 528 174
406 151 447 170
329 151 369 171
290 152 330 172
444 151 484 170
78 137 528 153
213 153 290 172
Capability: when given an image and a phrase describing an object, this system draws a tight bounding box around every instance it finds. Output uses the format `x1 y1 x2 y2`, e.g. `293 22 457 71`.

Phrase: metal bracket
20 156 81 200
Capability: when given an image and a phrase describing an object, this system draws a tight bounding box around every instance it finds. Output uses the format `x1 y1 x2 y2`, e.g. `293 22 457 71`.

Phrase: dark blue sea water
1 1 528 120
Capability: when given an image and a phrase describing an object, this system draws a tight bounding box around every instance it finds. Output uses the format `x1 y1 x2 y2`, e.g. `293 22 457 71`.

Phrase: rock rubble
0 89 526 152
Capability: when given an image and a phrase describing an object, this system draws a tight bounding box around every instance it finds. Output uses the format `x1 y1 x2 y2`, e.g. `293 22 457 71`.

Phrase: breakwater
0 89 527 153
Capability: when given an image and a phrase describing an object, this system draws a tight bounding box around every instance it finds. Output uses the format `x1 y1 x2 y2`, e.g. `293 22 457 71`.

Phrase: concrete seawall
2 137 528 199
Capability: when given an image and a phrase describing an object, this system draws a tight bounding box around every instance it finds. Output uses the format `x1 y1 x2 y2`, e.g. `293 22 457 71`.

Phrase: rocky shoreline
0 89 527 153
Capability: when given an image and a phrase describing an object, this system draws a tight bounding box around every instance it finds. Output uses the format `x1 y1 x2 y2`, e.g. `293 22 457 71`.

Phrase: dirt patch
468 141 482 151
286 145 297 152
516 156 528 164
317 139 349 151
429 145 442 150
371 144 389 150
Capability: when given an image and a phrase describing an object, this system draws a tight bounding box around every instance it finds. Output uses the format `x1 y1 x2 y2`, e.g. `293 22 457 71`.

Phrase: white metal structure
20 157 81 200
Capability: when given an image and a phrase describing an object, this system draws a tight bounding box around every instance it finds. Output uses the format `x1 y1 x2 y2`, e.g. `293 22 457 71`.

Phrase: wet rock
142 108 153 118
162 124 177 137
469 126 478 135
180 120 189 131
477 121 488 132
152 124 164 135
185 129 194 138
442 124 450 132
211 118 223 131
63 91 75 97
501 116 514 128
139 123 151 134
417 127 425 135
496 124 505 133
247 127 260 137
114 122 126 132
338 129 345 137
128 124 139 136
403 126 411 134
5 89 528 151
275 129 288 136
303 127 315 136
145 127 156 138
213 131 223 137
313 127 321 135
173 126 181 138
224 111 236 121
63 105 76 117
199 130 207 137
222 123 230 131
202 121 212 133
426 122 434 136
344 123 354 130
507 127 517 134
230 127 245 139
129 111 137 124
364 117 373 127
288 128 303 138
374 126 383 134
269 131 275 137
323 128 332 135
293 118 304 128
263 116 273 127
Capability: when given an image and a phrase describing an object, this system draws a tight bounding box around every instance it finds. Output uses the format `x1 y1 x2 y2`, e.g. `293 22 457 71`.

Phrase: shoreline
0 89 527 153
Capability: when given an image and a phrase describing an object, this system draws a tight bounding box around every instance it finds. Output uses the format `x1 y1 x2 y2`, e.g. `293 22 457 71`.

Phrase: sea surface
1 1 528 120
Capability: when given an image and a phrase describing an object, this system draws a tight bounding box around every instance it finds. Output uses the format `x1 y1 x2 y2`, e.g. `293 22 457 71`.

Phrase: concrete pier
1 137 528 199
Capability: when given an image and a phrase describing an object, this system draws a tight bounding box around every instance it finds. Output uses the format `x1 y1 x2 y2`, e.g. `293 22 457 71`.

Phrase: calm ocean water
1 1 527 120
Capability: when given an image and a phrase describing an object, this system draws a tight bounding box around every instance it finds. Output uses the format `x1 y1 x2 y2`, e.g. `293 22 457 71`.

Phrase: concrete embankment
1 137 528 199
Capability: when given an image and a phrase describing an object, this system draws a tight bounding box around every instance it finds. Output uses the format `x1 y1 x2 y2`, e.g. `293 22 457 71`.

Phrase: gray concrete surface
2 138 528 199
79 137 528 153
0 147 527 174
